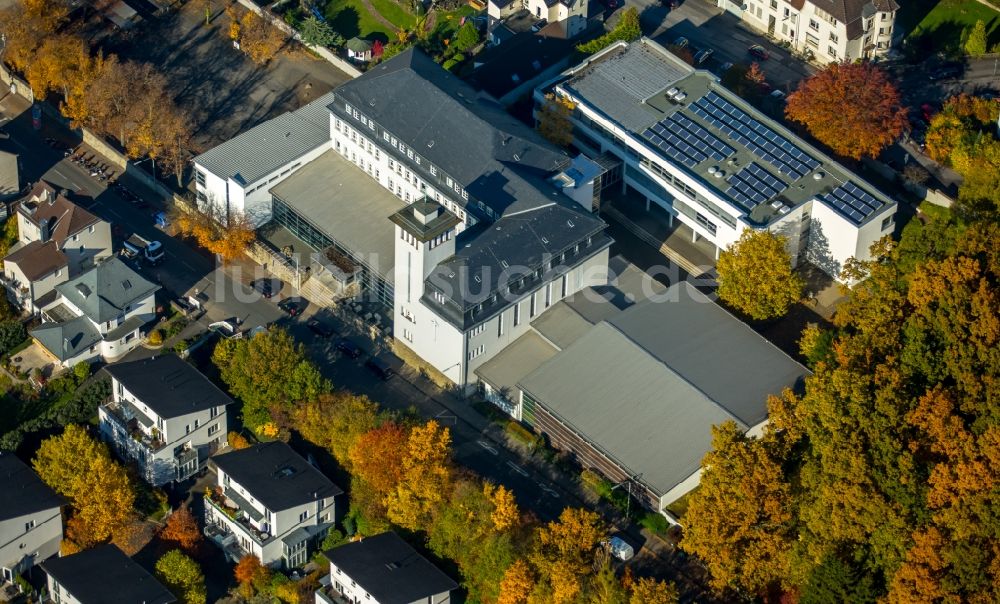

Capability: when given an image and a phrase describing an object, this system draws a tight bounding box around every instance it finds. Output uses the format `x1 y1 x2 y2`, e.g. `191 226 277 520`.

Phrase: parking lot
100 0 353 152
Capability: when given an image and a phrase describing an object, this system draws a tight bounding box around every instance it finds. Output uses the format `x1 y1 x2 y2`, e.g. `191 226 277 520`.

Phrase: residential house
30 257 159 367
41 544 176 604
317 532 458 604
204 442 343 569
99 355 234 486
476 267 808 520
0 452 63 585
488 0 589 38
538 38 897 280
723 0 898 63
2 182 113 313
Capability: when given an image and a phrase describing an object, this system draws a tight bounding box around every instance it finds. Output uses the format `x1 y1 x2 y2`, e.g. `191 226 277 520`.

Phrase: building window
769 0 776 8
498 313 504 337
25 520 35 532
470 324 486 337
545 283 552 307
299 511 308 522
529 292 537 318
513 301 521 327
829 32 838 42
809 18 819 30
195 169 206 186
208 423 219 436
881 214 895 231
89 225 95 233
468 345 485 361
828 46 837 57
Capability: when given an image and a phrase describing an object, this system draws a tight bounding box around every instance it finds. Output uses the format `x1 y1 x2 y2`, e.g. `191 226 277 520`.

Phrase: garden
899 0 1000 56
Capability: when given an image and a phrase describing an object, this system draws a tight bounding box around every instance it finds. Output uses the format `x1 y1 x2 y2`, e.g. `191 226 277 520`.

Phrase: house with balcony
2 181 113 313
204 442 343 569
30 257 159 367
317 532 458 604
41 544 176 604
99 355 233 486
0 452 63 586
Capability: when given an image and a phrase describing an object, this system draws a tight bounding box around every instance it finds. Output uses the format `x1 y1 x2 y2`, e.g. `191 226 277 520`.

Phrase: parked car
250 278 280 299
672 36 688 49
694 48 713 64
153 211 169 228
278 298 302 316
307 320 335 338
770 89 786 100
365 357 394 380
606 536 635 561
336 338 363 359
928 64 962 81
748 44 769 60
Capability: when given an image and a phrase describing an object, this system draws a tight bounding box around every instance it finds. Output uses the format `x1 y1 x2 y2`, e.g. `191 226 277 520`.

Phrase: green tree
155 550 206 604
453 21 479 53
537 93 575 148
577 7 640 54
0 216 18 258
715 229 804 320
964 20 988 56
0 320 26 355
299 14 338 47
73 361 91 383
212 327 330 431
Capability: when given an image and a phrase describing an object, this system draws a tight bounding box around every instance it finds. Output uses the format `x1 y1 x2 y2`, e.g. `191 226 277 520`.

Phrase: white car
606 536 635 561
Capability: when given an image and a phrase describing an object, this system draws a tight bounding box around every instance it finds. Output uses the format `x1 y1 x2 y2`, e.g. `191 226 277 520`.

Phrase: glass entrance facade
271 197 394 307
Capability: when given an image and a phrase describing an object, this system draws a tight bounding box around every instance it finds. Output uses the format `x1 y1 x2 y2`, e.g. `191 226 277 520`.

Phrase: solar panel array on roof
692 92 820 179
818 181 884 225
725 163 788 211
642 111 735 169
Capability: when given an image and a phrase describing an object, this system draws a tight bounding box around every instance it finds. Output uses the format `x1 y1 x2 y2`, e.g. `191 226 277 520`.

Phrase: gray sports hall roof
519 321 740 496
194 91 336 186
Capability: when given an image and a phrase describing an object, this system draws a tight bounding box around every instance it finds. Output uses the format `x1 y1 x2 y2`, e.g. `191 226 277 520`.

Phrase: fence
234 0 363 78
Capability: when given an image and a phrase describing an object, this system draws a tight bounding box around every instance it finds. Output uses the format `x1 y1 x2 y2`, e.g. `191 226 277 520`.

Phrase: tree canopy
159 505 202 556
716 229 804 320
577 7 641 54
785 62 907 159
155 550 206 604
681 211 1000 602
536 93 575 148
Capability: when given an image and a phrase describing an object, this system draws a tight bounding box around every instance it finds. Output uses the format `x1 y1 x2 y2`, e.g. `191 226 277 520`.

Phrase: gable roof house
0 452 64 584
2 182 113 313
99 355 234 486
30 257 159 367
41 544 176 604
205 442 343 569
317 532 458 604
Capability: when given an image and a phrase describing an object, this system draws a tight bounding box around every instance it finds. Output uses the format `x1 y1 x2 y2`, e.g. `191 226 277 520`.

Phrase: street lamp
135 156 156 179
610 473 643 521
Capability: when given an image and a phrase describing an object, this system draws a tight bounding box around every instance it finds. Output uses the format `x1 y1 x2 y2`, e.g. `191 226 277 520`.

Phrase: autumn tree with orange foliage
387 420 454 530
682 215 1000 602
173 203 256 263
785 62 907 159
0 0 72 73
498 559 536 604
227 8 286 64
348 421 408 497
160 505 203 556
227 431 252 450
234 554 270 599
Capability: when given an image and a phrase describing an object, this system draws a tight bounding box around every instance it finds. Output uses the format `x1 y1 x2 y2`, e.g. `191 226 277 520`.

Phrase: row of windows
637 158 737 229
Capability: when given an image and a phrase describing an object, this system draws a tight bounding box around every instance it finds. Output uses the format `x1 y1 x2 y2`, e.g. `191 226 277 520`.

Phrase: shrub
73 361 91 383
505 421 542 450
0 320 27 355
442 58 459 71
639 511 671 536
174 340 189 355
148 329 164 346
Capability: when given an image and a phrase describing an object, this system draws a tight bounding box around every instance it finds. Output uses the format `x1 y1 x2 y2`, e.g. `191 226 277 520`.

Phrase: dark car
307 320 334 338
278 298 302 316
748 44 769 61
928 64 962 81
250 278 280 299
672 36 688 49
365 357 394 380
336 338 363 359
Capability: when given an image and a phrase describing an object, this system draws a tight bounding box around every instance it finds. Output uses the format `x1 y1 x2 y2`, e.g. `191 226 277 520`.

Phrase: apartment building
30 257 159 367
41 544 176 604
2 181 113 313
539 38 897 280
317 532 457 604
0 453 63 584
99 355 233 486
726 0 898 63
204 442 343 569
488 0 589 38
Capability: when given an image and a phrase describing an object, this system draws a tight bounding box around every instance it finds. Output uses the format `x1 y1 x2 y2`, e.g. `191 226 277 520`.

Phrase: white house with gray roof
30 257 159 367
99 355 233 486
538 38 898 280
728 0 898 63
478 275 808 519
0 452 63 585
192 92 337 226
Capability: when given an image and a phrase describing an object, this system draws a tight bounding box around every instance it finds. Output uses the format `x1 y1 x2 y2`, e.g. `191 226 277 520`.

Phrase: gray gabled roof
41 544 177 604
330 48 571 218
193 91 336 186
519 321 741 495
31 315 102 362
55 257 159 324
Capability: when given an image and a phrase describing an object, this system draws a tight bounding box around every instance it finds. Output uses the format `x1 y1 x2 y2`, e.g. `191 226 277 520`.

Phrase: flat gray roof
559 39 896 227
608 282 809 427
530 302 594 349
519 321 739 495
475 330 558 396
270 150 402 283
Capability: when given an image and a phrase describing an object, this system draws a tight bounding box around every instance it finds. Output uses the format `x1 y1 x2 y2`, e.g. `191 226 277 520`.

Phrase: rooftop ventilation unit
813 171 825 180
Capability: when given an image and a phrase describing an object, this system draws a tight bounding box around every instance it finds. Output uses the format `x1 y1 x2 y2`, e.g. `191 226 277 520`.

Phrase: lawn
431 5 477 40
369 0 417 30
900 0 1000 53
324 0 395 41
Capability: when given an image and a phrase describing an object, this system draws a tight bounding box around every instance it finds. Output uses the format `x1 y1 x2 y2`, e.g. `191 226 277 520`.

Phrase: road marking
506 461 529 477
434 410 457 426
477 440 498 455
181 261 198 273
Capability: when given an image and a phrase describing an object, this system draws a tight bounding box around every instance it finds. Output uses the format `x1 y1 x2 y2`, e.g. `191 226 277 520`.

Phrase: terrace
204 487 273 545
101 399 165 451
